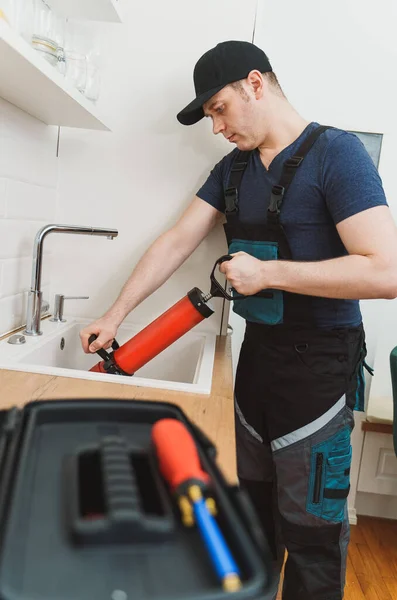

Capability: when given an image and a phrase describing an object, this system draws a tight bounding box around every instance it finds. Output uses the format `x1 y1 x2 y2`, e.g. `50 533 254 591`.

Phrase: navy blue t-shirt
197 122 388 328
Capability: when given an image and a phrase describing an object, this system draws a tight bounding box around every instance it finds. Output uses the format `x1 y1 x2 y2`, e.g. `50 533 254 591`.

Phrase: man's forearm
269 254 397 300
103 229 193 325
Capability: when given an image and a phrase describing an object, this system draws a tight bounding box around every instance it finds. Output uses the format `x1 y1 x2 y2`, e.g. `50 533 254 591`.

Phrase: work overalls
223 126 368 600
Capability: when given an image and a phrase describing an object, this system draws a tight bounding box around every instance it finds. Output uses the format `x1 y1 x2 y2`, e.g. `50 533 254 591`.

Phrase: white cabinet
0 0 124 128
0 20 110 129
47 0 123 23
357 431 397 495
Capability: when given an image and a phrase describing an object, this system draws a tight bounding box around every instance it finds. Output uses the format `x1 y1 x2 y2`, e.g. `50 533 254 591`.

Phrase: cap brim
177 84 227 126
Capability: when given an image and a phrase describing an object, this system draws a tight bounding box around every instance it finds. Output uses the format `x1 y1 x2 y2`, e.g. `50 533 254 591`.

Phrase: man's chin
235 140 255 151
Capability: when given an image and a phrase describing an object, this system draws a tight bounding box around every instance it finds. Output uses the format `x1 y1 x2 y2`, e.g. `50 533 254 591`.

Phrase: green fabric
307 427 352 522
354 362 365 412
228 239 283 325
389 346 397 456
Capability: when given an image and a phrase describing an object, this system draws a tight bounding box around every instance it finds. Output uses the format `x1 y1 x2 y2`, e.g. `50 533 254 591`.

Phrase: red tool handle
151 419 210 492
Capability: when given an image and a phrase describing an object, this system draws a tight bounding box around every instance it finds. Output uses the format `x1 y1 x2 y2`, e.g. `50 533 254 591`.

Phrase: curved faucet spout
25 224 118 336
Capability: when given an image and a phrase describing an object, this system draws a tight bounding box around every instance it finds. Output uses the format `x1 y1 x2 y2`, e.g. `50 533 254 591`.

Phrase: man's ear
247 70 264 99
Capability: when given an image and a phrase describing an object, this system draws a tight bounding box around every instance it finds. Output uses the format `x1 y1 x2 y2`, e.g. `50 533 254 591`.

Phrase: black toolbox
0 398 273 600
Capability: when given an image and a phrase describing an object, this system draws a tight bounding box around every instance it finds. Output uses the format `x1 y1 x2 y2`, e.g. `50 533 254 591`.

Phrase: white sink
0 318 217 394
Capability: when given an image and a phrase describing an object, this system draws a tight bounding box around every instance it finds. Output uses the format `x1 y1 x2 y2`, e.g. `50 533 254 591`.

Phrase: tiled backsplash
0 98 58 335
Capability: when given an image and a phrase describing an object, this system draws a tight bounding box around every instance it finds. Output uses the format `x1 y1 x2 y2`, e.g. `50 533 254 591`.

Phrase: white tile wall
55 0 257 333
0 97 58 335
0 179 6 217
6 180 57 221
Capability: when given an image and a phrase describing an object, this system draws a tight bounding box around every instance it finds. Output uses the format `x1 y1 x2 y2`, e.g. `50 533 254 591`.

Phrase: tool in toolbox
0 398 272 599
89 254 269 376
152 418 241 592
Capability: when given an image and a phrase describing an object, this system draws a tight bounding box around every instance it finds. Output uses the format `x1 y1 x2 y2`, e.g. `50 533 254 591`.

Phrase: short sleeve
322 132 388 225
196 159 226 213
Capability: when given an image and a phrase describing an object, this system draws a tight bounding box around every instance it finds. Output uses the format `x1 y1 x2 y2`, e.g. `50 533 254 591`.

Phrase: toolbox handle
64 434 175 546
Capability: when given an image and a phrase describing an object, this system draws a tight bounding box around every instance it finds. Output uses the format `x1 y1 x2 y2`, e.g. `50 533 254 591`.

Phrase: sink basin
0 318 217 394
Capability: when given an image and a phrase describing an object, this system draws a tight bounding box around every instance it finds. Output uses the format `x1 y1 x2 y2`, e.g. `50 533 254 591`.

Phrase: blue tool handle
193 497 240 581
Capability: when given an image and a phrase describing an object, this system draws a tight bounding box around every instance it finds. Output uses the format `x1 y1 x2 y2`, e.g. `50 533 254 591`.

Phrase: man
80 41 397 599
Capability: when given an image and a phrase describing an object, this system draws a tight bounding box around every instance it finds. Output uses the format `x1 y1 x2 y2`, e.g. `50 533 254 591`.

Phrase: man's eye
216 106 224 114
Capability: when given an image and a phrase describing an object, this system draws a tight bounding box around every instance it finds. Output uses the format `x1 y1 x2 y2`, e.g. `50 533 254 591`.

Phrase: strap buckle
285 155 303 168
269 185 285 213
224 187 239 214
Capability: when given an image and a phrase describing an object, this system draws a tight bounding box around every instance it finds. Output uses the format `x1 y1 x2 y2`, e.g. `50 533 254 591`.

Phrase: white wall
250 0 397 520
50 0 258 334
254 0 397 351
0 98 58 335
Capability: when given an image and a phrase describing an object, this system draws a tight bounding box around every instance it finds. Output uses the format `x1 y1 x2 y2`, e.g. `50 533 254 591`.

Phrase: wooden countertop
0 335 237 482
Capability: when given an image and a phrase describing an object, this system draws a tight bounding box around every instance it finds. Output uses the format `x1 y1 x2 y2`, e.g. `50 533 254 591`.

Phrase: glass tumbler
65 50 87 93
84 61 101 102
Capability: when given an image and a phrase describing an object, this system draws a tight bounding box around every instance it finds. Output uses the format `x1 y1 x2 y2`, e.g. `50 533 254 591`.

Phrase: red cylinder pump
89 288 214 375
88 254 265 377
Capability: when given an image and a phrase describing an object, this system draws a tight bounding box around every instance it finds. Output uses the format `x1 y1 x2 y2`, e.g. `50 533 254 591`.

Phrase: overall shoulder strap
224 125 332 216
224 150 252 214
269 125 332 218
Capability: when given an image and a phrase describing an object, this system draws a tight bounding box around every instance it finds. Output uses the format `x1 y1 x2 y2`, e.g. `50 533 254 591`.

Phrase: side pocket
322 449 351 522
307 428 352 522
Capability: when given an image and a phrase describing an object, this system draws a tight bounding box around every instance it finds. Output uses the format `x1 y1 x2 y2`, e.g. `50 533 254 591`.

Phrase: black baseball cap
177 40 272 126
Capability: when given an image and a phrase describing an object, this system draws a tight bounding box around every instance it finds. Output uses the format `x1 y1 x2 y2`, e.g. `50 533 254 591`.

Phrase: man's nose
212 117 225 135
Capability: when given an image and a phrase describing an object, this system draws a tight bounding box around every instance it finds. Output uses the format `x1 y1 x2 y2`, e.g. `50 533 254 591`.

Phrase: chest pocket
228 239 283 325
224 125 332 327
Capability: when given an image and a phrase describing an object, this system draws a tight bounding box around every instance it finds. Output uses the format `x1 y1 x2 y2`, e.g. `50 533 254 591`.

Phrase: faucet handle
50 294 89 323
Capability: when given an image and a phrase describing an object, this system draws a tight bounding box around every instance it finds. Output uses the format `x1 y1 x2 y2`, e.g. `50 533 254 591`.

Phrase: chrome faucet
24 224 118 336
50 294 90 323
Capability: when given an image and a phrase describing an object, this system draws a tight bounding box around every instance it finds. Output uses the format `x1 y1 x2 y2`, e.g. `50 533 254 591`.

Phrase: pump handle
209 255 235 300
88 334 119 361
209 254 274 301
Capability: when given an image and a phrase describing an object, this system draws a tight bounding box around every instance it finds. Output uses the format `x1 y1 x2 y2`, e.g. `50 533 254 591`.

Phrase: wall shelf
0 20 110 131
47 0 122 23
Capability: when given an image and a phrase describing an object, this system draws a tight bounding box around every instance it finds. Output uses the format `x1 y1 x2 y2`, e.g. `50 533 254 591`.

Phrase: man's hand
80 317 120 353
219 251 271 295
